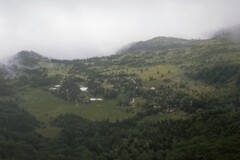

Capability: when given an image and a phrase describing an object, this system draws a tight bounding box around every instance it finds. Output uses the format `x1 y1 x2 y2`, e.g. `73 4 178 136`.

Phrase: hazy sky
0 0 240 60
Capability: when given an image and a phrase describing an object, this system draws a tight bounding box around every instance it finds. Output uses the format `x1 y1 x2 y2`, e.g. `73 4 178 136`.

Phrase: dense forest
0 100 239 159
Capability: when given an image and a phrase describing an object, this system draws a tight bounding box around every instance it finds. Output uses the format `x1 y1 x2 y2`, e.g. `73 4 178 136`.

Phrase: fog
0 0 240 60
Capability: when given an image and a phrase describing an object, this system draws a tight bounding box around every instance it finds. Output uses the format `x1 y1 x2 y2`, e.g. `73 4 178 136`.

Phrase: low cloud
0 0 240 59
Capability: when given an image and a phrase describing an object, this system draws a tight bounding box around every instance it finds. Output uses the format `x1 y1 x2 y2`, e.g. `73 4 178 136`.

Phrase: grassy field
39 61 71 76
127 65 179 80
19 88 138 122
19 88 139 137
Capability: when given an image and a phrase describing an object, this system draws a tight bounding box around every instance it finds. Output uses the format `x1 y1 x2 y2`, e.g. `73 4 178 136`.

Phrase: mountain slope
1 29 240 159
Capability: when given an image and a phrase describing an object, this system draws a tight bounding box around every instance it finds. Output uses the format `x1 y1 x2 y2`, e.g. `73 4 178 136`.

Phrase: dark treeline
186 63 240 85
17 67 62 88
47 108 240 160
0 100 43 160
0 99 239 160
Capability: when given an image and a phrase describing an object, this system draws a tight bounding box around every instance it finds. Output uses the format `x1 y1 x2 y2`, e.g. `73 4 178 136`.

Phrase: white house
55 85 61 88
80 87 88 91
49 87 57 91
90 98 103 101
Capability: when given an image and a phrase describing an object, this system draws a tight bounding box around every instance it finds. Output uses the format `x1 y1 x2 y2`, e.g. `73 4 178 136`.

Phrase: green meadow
19 88 140 137
19 88 137 123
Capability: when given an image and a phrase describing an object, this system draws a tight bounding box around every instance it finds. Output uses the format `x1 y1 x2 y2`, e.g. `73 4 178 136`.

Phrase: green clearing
39 61 71 76
19 88 139 137
19 88 137 123
123 64 179 80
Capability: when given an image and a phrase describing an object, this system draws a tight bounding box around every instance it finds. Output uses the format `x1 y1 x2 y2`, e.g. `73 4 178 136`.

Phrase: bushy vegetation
186 63 240 85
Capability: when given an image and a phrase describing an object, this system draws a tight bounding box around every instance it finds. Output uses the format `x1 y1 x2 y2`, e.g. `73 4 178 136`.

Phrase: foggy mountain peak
117 36 194 54
1 0 240 60
15 50 43 59
213 24 240 43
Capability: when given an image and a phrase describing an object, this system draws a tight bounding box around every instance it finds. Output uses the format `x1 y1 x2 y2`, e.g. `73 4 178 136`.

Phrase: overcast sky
0 0 240 60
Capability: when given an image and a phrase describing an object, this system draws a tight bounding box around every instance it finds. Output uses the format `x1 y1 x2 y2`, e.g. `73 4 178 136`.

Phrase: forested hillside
0 32 240 159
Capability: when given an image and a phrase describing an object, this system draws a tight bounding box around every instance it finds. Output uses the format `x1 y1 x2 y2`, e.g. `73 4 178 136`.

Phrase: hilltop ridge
117 36 193 54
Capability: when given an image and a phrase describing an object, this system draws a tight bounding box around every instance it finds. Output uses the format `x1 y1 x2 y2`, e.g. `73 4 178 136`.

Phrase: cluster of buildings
49 85 103 102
